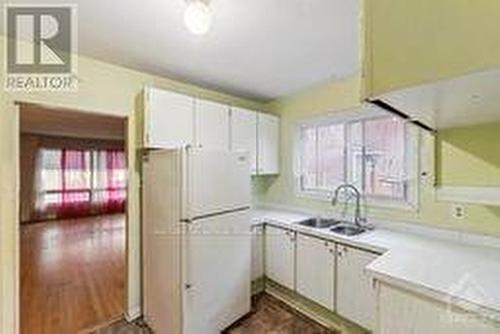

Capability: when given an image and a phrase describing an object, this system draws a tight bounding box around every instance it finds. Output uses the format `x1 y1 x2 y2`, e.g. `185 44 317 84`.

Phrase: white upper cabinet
257 113 279 175
296 234 335 311
195 99 230 150
143 87 280 175
230 107 258 174
144 87 195 148
336 244 379 331
376 68 500 131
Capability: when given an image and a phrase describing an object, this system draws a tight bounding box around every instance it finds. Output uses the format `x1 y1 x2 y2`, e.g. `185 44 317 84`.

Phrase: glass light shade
184 1 213 35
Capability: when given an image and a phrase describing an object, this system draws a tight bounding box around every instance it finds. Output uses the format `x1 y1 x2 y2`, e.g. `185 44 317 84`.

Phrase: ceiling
3 0 361 101
379 67 500 129
20 104 126 140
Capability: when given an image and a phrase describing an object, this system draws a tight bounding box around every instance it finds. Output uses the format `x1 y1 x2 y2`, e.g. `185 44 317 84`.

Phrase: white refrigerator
142 148 252 334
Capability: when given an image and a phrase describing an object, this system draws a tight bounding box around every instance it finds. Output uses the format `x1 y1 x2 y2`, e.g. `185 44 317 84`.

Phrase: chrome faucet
331 184 365 227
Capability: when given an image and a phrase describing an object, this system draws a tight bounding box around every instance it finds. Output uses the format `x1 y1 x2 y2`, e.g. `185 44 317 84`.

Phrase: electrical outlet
451 203 466 220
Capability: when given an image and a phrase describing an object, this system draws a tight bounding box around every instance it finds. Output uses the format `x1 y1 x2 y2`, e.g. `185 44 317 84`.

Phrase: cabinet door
144 87 195 148
264 225 295 290
296 234 335 310
230 107 258 174
195 99 230 150
251 225 264 281
378 283 500 334
257 113 279 175
337 245 379 331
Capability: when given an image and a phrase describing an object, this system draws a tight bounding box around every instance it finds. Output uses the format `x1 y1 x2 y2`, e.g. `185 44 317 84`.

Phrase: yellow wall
0 35 266 334
255 75 500 240
437 123 500 186
366 0 500 97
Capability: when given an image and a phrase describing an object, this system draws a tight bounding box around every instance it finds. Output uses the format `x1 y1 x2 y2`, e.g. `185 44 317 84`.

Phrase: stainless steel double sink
297 217 367 236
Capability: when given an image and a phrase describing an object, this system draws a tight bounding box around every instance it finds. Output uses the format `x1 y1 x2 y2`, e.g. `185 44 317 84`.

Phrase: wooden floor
21 214 126 334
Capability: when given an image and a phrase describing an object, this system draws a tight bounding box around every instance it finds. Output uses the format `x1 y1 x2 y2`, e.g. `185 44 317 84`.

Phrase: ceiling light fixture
184 0 213 35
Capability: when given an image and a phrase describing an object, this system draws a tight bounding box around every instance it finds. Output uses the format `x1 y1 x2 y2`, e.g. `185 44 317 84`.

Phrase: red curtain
103 149 126 214
34 148 126 221
58 149 92 218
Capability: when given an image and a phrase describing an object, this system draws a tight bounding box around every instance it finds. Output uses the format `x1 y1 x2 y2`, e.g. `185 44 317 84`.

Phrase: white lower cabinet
262 227 380 330
264 225 295 290
251 225 264 281
296 234 335 310
261 226 499 334
336 244 379 331
377 282 500 334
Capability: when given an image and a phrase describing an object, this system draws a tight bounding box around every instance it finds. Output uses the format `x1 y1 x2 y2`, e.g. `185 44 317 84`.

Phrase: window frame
294 106 420 211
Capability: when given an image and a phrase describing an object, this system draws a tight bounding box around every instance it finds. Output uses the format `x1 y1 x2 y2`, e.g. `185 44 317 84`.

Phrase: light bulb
184 1 212 35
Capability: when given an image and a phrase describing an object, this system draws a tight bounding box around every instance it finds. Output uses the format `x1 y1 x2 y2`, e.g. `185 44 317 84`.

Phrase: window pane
297 114 413 205
346 121 363 190
363 117 407 199
41 193 61 207
317 124 345 190
299 126 317 190
39 149 62 191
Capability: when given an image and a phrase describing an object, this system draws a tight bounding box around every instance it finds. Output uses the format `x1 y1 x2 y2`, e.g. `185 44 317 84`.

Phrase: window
35 148 127 220
297 111 419 208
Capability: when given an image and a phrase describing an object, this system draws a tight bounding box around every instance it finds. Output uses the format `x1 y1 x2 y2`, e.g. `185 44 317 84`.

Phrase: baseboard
251 277 265 295
81 315 124 333
264 279 367 334
125 305 141 322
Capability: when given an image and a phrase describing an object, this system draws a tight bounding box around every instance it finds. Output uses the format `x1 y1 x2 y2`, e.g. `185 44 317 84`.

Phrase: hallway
21 214 125 334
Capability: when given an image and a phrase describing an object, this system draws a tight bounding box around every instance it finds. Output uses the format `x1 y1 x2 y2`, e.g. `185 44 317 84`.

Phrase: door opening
18 103 128 333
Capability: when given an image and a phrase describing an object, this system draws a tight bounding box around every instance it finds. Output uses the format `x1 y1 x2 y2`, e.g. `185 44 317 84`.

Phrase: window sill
295 189 418 213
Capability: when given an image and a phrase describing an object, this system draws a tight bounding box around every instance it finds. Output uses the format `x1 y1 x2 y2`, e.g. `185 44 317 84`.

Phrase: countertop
252 207 500 320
